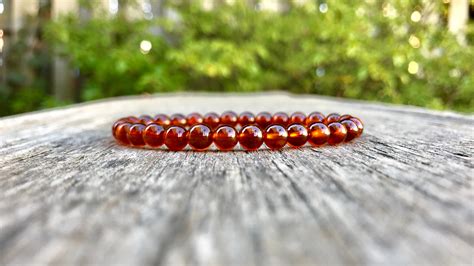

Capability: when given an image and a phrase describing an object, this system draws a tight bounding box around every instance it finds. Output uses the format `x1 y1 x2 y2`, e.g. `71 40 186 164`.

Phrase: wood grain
0 93 472 266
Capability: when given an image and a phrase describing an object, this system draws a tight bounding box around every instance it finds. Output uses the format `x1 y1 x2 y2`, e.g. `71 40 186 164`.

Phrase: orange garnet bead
286 124 308 147
272 112 290 127
264 125 288 150
324 113 341 125
340 119 359 142
305 112 325 126
154 114 171 127
138 115 154 125
143 124 165 147
186 112 203 126
115 122 132 145
164 126 188 151
239 125 264 151
308 123 330 147
256 112 272 129
327 122 347 145
220 111 238 127
213 125 238 151
170 113 187 127
290 112 306 125
238 111 256 126
203 112 220 129
189 125 213 151
128 124 146 146
350 117 364 136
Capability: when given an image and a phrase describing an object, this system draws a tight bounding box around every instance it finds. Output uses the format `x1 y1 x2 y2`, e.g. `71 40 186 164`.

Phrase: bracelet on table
112 111 364 151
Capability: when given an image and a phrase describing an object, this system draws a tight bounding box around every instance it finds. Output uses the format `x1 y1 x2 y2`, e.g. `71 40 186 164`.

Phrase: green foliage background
1 0 473 116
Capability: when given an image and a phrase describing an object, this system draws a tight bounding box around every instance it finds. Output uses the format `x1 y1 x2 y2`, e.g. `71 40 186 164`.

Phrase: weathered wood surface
0 93 472 266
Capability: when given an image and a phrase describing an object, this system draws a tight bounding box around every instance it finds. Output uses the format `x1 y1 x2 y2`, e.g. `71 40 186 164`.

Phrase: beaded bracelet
112 111 364 151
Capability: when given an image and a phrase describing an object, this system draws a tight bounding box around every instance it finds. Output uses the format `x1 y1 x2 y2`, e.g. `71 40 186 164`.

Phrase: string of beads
112 111 364 151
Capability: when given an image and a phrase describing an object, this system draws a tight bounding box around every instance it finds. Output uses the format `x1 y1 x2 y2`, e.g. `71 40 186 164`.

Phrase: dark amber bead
290 112 306 125
203 112 220 129
264 125 288 150
126 116 141 124
339 114 352 122
213 125 238 151
350 117 364 136
308 123 330 147
138 115 154 125
170 113 187 127
220 111 238 127
238 125 263 151
256 112 272 129
115 122 132 145
143 124 165 147
305 112 325 126
154 114 171 127
186 112 203 126
327 122 347 145
188 124 213 151
238 111 256 126
324 113 341 125
112 119 127 138
164 126 188 151
287 124 308 147
127 124 146 146
272 112 290 127
340 120 359 142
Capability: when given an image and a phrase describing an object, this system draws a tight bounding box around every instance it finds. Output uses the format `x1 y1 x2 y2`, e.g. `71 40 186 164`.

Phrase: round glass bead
186 112 203 126
203 112 220 129
188 124 213 151
256 112 272 129
112 119 127 138
164 126 188 151
239 125 263 151
290 112 306 125
308 123 330 146
324 113 341 125
115 122 131 145
213 125 238 151
138 115 154 125
340 119 359 142
327 122 347 145
154 114 171 127
339 114 352 122
286 124 308 147
264 125 288 150
238 111 256 126
128 124 146 146
170 113 187 127
220 111 238 127
305 112 325 126
350 117 364 136
143 124 165 147
272 112 290 127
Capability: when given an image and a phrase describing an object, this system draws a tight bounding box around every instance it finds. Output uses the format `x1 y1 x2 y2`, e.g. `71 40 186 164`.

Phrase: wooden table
0 93 472 265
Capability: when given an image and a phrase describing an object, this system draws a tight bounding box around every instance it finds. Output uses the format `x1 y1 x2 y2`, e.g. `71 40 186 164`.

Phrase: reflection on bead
115 122 132 145
143 124 165 147
139 115 154 125
290 112 306 125
165 126 188 151
305 112 325 126
272 112 290 127
308 123 330 146
189 124 213 151
264 125 288 150
220 111 238 127
154 114 171 127
350 117 364 136
170 114 187 127
340 120 359 142
128 124 146 146
213 125 238 151
256 112 272 129
238 111 256 126
339 114 352 122
324 113 341 125
327 122 347 145
186 112 203 126
203 112 220 129
239 125 264 151
287 124 308 147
